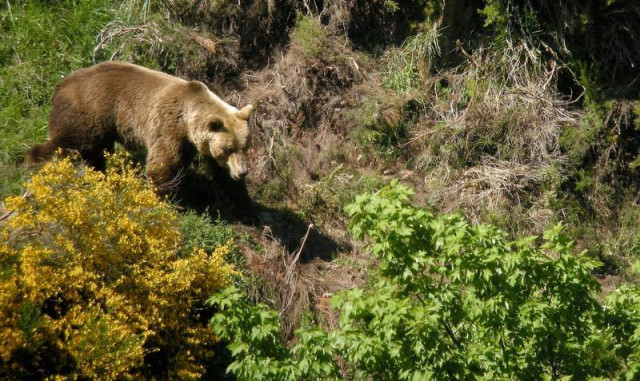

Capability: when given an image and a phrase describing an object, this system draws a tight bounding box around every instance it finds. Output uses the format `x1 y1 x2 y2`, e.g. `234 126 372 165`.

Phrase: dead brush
429 158 558 229
322 0 350 31
411 41 582 233
93 21 155 61
504 0 640 96
93 15 240 86
241 225 326 338
234 18 368 332
243 14 364 185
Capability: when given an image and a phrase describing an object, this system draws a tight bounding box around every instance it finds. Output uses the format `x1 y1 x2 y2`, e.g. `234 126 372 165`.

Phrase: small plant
383 25 440 93
179 209 241 264
291 14 331 57
209 286 341 381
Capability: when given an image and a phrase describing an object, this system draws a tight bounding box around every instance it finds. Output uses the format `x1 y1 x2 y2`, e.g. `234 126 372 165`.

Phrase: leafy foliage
211 182 640 379
210 286 341 381
0 155 236 380
343 182 612 379
179 209 243 265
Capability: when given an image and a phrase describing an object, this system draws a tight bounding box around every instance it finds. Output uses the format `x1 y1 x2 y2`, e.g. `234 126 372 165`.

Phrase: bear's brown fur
27 61 253 192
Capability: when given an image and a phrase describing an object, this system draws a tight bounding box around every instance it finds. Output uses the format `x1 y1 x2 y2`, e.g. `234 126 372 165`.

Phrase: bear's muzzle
227 153 248 180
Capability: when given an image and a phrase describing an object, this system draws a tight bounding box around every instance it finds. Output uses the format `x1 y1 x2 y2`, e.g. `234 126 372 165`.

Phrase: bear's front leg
145 142 189 196
204 156 257 222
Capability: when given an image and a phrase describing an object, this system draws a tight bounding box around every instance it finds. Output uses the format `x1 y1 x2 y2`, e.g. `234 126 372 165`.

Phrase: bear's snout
229 166 248 181
227 153 248 181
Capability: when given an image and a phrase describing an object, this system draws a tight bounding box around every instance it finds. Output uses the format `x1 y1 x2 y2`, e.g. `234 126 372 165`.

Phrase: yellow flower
0 154 236 379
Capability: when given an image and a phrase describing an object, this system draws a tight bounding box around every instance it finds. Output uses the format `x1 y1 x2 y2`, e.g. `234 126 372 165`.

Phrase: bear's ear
207 119 224 132
188 80 207 92
236 104 253 121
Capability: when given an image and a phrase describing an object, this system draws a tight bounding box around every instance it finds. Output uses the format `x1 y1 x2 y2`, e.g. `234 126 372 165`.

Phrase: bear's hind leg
83 151 107 172
47 97 117 171
26 140 60 167
82 142 115 172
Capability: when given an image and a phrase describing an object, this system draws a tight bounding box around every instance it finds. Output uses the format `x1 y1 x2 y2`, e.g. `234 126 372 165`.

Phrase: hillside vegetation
1 0 640 379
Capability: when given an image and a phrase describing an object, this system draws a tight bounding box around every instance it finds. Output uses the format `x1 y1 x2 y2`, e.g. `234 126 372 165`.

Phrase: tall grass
0 0 118 197
383 25 440 93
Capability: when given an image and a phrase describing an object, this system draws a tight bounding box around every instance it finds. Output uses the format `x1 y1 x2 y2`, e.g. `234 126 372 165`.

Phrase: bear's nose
237 168 248 178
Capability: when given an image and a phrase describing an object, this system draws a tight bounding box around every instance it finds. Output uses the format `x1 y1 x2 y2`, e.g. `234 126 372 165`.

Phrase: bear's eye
208 120 224 132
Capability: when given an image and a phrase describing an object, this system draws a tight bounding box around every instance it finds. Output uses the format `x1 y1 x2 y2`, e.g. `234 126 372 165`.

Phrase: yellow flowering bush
0 154 237 380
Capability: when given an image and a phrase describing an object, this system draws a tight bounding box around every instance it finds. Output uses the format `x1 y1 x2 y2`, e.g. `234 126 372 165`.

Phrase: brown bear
27 61 254 199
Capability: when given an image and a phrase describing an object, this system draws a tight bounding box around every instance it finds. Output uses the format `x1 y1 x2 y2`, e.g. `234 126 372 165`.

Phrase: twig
280 223 314 314
416 292 463 349
0 211 14 223
287 223 314 278
443 320 463 350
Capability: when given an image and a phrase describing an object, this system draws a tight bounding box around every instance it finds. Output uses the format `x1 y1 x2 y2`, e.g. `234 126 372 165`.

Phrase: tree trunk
439 0 484 65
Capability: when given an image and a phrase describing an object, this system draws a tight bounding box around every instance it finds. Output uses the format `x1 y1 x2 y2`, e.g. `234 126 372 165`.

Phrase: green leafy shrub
179 209 241 264
210 181 640 380
341 182 613 379
209 286 340 380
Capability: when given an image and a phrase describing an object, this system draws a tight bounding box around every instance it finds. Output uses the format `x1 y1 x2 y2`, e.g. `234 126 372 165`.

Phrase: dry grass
220 16 376 336
237 14 366 201
407 41 582 233
238 223 367 338
93 15 241 87
427 158 557 229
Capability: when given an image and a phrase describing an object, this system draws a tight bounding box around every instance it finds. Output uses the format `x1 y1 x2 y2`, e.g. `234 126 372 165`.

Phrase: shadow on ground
173 169 346 263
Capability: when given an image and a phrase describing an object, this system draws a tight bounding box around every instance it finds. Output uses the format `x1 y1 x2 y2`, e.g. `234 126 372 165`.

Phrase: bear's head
185 81 254 180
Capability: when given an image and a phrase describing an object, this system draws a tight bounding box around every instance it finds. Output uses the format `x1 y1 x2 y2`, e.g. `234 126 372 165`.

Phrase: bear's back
54 62 184 102
52 62 188 129
47 62 191 151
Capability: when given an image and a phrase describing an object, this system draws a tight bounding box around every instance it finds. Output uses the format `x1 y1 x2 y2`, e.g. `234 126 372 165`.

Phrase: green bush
383 26 440 93
179 210 240 263
210 181 640 380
